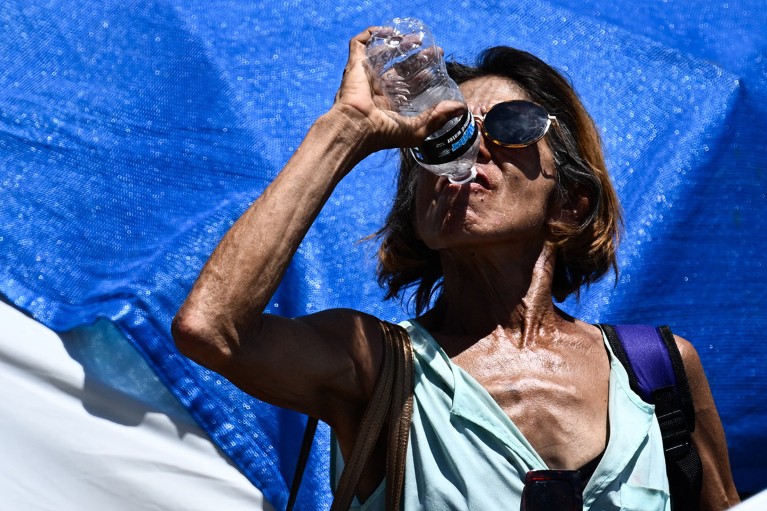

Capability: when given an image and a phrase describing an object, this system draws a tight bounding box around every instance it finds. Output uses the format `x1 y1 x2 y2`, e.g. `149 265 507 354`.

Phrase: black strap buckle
657 408 692 459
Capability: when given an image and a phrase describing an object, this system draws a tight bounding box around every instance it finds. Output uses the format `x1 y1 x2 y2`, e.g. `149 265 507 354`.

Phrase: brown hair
376 46 623 312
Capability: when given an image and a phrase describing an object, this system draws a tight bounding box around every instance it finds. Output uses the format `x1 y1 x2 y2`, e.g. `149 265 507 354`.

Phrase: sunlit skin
173 27 739 507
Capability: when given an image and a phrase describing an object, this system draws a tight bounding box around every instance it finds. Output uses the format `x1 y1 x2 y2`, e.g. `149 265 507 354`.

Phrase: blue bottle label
412 110 478 165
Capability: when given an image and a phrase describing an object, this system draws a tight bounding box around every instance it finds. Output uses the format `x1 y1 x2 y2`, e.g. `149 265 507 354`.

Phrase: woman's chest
450 341 611 469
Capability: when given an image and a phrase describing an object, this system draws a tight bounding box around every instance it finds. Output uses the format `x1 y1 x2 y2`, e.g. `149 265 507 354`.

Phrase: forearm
177 108 372 338
173 25 459 366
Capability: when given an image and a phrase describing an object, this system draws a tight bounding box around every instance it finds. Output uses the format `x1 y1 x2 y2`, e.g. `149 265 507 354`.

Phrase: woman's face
413 75 559 252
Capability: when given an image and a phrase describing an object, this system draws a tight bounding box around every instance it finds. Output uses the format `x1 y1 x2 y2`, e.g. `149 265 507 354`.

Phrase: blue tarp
1 0 765 506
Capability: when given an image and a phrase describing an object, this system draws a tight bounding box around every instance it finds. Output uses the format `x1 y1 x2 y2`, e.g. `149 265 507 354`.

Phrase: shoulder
297 308 387 399
673 334 698 364
671 333 708 392
298 307 384 338
298 308 386 351
217 307 389 426
670 332 713 414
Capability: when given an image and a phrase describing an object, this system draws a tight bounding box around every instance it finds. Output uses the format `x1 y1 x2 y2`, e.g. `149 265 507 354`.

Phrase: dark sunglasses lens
484 101 550 147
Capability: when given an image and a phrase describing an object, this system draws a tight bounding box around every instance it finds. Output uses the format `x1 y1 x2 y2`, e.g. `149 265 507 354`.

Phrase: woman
172 27 739 509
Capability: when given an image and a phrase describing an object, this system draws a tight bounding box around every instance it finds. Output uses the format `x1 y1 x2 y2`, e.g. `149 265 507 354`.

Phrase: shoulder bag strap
331 320 413 511
383 321 414 510
286 415 319 511
287 320 414 511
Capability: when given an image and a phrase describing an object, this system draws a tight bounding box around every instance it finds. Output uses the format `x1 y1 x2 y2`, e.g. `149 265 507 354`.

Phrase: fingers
340 26 388 86
341 30 367 77
335 27 381 103
349 26 387 48
347 26 388 63
332 26 466 150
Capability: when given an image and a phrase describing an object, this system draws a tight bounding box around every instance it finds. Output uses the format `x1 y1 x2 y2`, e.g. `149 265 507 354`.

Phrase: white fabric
730 490 767 510
0 300 272 511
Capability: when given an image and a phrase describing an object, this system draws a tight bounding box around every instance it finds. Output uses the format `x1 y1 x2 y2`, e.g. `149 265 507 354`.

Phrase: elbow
171 307 232 371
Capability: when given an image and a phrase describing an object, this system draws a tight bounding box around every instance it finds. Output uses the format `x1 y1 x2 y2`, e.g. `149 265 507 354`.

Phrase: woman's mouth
436 167 492 194
471 168 492 189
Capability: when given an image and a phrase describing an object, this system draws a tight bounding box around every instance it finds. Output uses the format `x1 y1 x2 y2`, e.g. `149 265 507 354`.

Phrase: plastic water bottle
365 18 479 184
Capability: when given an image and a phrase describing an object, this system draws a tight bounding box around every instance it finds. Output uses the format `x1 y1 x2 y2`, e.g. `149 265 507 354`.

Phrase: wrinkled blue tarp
1 0 765 506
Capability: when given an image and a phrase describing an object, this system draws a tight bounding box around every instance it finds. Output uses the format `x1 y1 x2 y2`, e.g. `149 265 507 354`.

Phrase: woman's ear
566 191 592 225
551 185 592 227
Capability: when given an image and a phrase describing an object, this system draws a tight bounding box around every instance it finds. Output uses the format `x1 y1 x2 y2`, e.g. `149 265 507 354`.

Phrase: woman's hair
375 46 623 312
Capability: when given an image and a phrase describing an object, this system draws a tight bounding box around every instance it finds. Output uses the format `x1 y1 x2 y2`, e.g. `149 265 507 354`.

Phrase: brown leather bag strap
330 319 395 510
330 320 413 511
287 320 414 511
383 321 414 511
286 415 319 511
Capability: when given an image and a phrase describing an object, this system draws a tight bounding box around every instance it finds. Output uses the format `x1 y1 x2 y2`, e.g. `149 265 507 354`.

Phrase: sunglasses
475 100 557 149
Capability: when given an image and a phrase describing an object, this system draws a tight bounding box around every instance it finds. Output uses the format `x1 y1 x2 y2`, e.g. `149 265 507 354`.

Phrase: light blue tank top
335 319 671 510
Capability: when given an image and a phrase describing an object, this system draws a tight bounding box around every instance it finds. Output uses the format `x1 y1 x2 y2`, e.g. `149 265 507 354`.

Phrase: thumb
412 100 467 140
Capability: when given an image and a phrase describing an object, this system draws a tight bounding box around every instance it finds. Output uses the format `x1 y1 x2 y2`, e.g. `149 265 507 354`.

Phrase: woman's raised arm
171 28 462 426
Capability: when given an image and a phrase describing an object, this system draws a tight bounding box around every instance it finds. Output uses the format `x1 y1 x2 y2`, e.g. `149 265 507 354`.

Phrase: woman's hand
330 27 465 155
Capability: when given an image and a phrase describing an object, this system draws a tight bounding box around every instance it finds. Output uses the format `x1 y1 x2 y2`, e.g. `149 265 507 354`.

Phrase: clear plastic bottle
365 18 479 184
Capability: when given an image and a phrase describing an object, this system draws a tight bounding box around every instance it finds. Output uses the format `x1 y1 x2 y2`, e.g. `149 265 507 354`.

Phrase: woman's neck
424 238 567 348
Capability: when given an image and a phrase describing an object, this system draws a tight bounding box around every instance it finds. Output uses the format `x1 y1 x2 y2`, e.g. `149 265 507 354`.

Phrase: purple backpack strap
610 324 677 403
599 323 702 511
